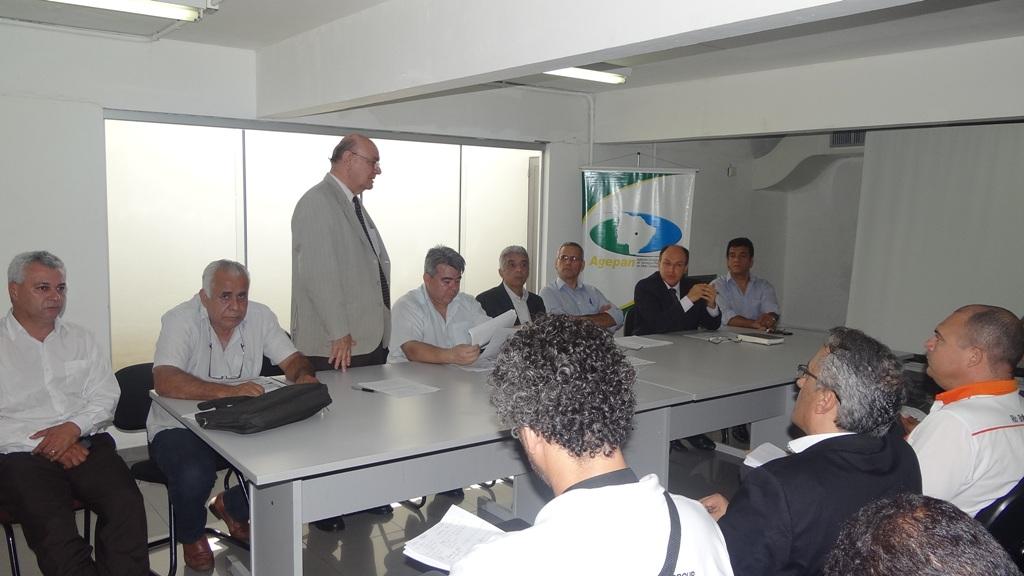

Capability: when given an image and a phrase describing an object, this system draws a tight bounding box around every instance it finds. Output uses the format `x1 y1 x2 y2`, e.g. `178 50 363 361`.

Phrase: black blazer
475 284 546 325
632 271 721 335
718 429 922 576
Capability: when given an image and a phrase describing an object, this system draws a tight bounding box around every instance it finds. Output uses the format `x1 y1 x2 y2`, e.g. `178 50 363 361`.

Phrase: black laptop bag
194 382 332 434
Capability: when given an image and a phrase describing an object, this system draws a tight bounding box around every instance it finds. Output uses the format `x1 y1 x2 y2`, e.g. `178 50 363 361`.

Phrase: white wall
1 96 110 345
595 35 1024 143
781 158 863 330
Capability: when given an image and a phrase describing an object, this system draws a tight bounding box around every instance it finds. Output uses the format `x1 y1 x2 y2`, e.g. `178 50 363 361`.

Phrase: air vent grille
831 131 866 148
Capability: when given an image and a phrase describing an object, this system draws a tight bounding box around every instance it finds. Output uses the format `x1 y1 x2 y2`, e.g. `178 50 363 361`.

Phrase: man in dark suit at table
633 244 721 335
475 245 545 325
700 327 921 576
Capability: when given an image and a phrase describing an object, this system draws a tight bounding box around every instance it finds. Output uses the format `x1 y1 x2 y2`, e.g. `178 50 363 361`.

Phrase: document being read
404 505 504 571
469 309 516 347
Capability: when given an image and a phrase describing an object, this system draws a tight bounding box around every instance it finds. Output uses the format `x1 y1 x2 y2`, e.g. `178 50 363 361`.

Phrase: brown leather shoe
208 491 250 543
182 538 214 572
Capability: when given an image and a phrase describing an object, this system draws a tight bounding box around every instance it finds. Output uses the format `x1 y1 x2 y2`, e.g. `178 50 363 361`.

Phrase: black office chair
2 502 92 576
113 363 248 576
623 307 636 336
975 475 1024 570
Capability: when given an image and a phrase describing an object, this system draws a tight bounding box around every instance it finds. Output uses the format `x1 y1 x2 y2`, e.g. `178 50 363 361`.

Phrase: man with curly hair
450 314 734 576
700 327 921 576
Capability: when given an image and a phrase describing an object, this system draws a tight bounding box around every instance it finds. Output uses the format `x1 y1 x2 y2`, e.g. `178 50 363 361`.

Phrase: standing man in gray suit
292 133 391 372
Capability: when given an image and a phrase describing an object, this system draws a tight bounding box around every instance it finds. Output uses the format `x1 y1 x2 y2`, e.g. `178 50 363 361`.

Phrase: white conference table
625 328 826 447
151 360 692 575
152 327 825 575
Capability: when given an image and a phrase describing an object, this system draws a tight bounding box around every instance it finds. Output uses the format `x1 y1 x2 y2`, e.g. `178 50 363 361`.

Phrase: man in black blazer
475 245 545 325
633 244 720 335
701 327 922 576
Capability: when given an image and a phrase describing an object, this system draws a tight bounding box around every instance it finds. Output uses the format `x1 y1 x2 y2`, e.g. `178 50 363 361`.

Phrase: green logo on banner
589 212 683 256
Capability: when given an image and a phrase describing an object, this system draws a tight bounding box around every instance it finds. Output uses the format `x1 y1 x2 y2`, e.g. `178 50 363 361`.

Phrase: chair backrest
113 363 155 432
623 307 636 336
975 475 1024 570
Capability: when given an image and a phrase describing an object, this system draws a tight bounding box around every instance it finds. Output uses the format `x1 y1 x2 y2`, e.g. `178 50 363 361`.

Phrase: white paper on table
469 310 516 346
254 376 287 391
627 356 656 367
403 504 505 570
455 359 495 373
356 378 439 398
615 336 673 350
743 442 788 468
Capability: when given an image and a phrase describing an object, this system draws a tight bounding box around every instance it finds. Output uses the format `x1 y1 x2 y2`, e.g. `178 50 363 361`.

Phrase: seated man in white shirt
0 251 149 576
147 259 318 570
906 304 1024 517
711 237 780 330
451 314 735 576
540 241 623 331
389 245 490 365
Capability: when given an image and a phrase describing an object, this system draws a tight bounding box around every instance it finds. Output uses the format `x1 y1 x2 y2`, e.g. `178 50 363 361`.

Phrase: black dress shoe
313 515 346 531
685 434 717 451
730 424 750 444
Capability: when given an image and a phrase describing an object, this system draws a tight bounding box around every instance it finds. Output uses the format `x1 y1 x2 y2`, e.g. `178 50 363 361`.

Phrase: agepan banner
581 168 696 312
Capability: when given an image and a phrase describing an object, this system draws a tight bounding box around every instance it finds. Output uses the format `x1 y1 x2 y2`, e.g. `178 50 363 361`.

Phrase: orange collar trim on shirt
935 380 1019 405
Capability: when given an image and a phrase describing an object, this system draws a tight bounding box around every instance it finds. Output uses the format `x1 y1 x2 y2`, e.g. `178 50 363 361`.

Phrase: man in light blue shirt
540 242 623 331
711 237 779 330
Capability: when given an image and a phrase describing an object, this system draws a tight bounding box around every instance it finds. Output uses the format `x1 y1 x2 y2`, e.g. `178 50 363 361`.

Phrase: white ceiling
2 0 1022 99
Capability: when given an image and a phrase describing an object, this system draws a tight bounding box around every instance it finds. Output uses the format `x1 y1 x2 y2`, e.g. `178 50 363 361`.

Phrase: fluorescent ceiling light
543 67 627 85
43 0 202 21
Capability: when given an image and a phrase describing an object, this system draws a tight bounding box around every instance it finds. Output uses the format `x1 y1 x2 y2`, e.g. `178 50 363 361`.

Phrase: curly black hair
489 314 636 458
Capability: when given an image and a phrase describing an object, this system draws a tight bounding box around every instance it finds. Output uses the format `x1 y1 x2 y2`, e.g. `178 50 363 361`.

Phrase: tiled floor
1 436 744 576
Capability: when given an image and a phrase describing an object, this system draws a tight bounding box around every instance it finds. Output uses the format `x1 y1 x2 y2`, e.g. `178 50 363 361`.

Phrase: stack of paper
614 336 673 350
404 505 504 570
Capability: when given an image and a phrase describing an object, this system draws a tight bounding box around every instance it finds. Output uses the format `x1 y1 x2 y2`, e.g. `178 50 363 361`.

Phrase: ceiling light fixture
42 0 209 22
543 67 627 85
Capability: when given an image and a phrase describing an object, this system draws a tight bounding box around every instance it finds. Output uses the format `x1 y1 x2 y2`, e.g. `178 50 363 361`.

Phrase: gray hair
490 314 636 458
499 245 529 268
424 245 465 276
8 251 65 283
202 259 250 297
818 327 905 437
956 304 1024 374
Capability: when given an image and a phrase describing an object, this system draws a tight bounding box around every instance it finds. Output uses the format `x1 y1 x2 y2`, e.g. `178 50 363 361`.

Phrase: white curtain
846 123 1024 353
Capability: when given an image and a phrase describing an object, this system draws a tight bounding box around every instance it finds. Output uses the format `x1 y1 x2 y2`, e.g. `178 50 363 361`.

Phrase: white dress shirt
502 283 533 324
146 294 297 441
0 310 118 453
388 286 490 363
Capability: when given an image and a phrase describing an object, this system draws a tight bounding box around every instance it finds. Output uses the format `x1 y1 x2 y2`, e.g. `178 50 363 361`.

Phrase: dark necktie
670 286 679 299
352 196 390 308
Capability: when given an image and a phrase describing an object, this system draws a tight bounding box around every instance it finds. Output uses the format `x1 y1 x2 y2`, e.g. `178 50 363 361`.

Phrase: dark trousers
150 428 248 544
0 433 149 576
309 341 388 371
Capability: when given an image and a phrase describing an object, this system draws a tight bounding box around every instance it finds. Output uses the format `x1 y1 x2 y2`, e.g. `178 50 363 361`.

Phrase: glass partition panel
106 120 243 370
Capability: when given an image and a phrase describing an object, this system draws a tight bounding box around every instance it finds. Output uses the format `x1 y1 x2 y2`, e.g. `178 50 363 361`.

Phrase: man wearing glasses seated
540 241 623 331
147 259 317 571
700 327 921 576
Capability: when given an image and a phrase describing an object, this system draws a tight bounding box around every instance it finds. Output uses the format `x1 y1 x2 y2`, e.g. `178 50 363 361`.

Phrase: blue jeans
150 428 248 544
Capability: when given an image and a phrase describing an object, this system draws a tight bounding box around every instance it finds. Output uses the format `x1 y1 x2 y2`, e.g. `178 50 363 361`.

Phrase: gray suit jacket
291 173 391 357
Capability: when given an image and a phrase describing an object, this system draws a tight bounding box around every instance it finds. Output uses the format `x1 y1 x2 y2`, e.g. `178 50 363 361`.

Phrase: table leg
250 481 302 576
